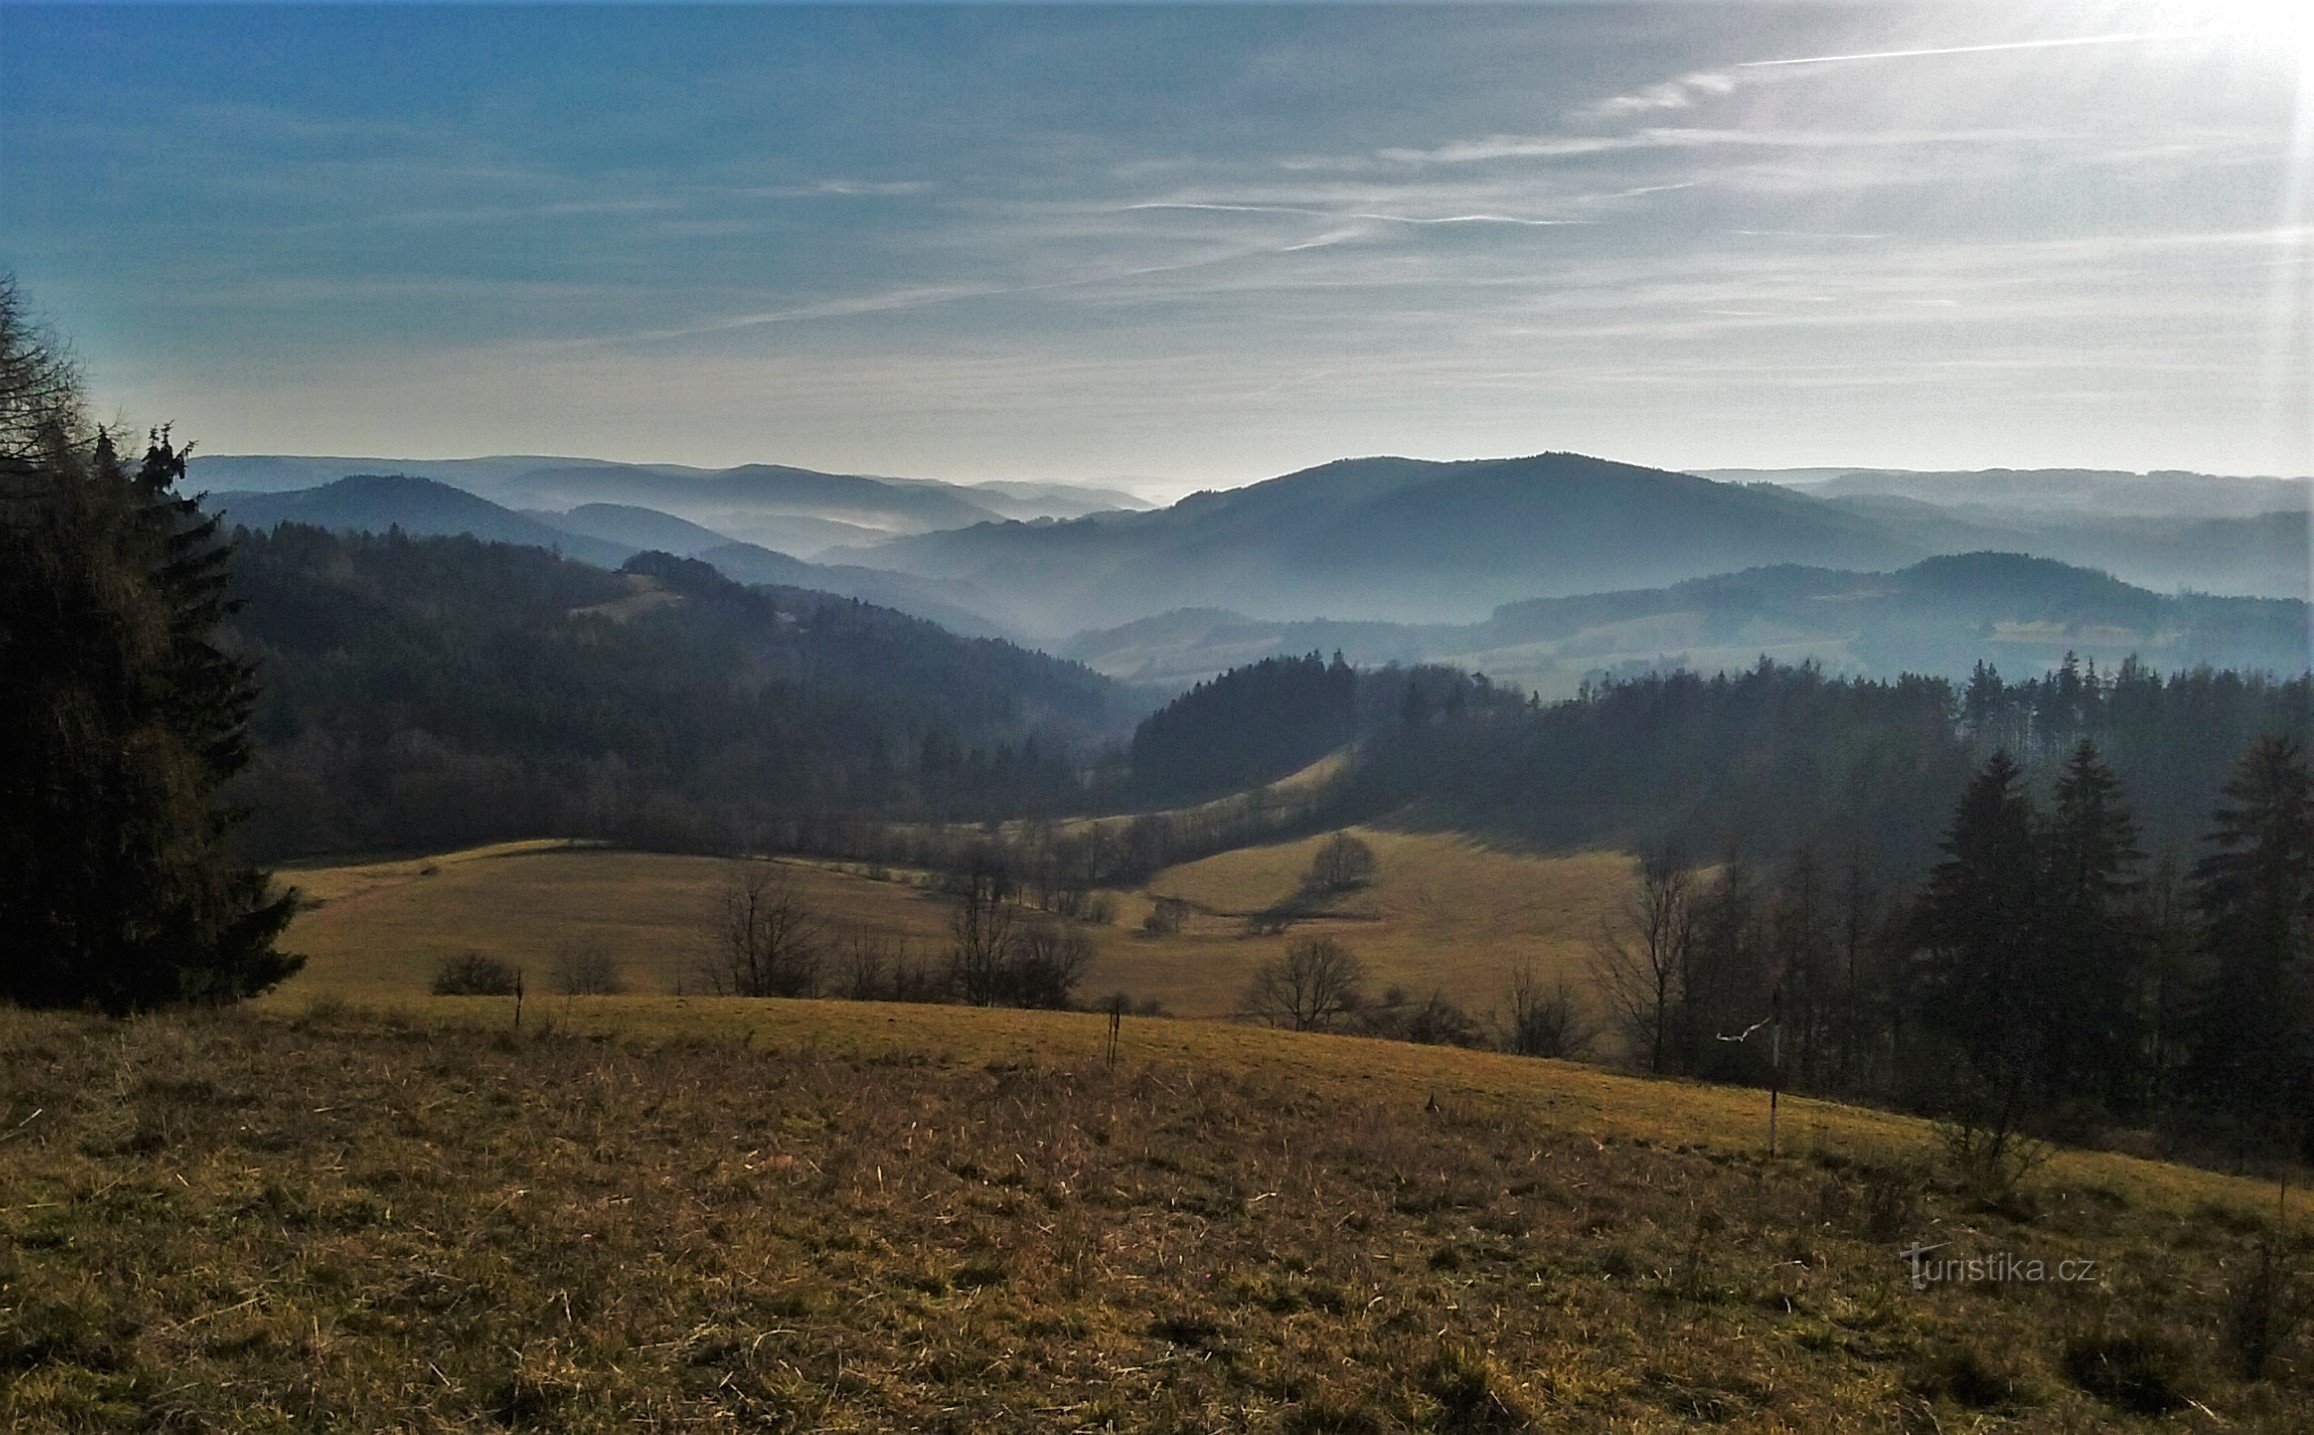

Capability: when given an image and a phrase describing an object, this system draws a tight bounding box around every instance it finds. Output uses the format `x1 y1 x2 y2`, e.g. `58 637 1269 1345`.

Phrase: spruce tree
2039 739 2146 1112
0 285 300 1012
1915 751 2041 1096
2187 736 2314 1159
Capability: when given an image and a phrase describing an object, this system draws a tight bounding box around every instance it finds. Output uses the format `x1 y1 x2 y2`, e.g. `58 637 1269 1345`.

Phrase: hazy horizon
6 2 2312 490
185 447 2314 509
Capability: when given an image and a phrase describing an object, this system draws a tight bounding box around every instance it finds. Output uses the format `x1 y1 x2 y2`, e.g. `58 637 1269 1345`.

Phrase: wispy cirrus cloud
732 179 937 199
1579 70 1736 120
1123 201 1586 228
9 3 2305 479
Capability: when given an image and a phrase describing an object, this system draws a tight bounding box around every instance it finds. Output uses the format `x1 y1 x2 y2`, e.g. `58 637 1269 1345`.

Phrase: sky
2 2 2310 497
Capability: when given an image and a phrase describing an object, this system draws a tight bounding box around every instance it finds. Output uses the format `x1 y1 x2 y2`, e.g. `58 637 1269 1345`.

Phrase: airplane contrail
1739 29 2244 69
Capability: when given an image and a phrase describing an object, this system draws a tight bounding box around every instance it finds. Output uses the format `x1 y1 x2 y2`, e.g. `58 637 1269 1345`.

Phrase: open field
2 1001 2302 1431
271 832 1635 1020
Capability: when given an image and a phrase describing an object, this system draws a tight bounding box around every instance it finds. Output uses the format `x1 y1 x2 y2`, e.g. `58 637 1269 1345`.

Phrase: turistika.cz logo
1898 1241 2101 1291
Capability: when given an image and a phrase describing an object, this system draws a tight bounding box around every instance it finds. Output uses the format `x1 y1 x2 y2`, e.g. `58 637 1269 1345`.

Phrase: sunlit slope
389 994 2273 1221
271 831 1634 1017
8 1000 2299 1429
1149 826 1633 1008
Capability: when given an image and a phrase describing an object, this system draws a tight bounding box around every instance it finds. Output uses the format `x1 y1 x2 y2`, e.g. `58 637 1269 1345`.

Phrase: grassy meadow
271 830 1634 1020
11 835 2303 1428
3 1000 2304 1431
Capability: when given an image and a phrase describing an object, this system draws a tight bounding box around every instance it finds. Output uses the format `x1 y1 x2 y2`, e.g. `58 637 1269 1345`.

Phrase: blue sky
3 2 2309 492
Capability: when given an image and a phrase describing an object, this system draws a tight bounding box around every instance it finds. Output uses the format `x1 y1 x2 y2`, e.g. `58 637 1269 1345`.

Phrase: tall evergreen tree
0 284 300 1012
1914 752 2041 1096
2039 739 2146 1111
2187 736 2314 1159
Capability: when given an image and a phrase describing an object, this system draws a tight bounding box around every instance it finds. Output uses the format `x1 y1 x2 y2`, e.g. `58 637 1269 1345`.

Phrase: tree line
1589 733 2312 1165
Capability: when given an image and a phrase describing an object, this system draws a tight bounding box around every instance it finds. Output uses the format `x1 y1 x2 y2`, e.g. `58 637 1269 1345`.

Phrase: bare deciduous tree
836 932 895 1001
1501 961 1595 1060
949 866 1020 1005
707 861 824 997
1590 848 1697 1073
1244 935 1367 1031
0 274 84 466
1305 831 1377 893
1140 895 1188 936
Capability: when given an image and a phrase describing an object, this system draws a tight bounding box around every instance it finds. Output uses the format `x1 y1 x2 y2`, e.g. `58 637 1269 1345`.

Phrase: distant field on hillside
272 831 1634 1020
4 1003 2301 1430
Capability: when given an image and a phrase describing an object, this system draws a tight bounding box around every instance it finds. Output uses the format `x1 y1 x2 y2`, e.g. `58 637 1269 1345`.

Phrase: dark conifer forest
222 525 1133 857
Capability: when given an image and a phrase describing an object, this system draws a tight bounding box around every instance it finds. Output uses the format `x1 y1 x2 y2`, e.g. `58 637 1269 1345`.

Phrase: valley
11 6 2314 1427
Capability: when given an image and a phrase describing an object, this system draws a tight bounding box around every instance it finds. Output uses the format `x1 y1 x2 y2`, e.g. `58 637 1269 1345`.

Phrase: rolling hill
221 528 1134 858
1705 467 2311 600
209 475 632 569
528 501 735 556
189 452 1150 557
831 453 1926 636
203 474 1017 636
1066 553 2312 697
1708 465 2312 519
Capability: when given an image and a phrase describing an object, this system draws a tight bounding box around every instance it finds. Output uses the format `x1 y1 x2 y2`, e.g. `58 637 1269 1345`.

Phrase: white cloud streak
1736 30 2255 69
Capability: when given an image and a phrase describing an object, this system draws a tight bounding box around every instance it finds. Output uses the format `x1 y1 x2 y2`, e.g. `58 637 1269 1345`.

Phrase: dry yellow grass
4 1000 2301 1430
324 995 2280 1224
1150 826 1631 1006
271 831 1635 1020
276 845 928 1004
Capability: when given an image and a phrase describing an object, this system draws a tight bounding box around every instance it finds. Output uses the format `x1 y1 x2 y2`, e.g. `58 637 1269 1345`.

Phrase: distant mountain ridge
189 452 1150 558
1700 465 2312 519
207 451 2311 657
831 452 1927 635
204 474 1016 637
1063 552 2310 698
212 475 633 569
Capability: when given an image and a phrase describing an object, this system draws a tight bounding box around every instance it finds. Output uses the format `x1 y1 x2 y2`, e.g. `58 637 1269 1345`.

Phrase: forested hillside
222 525 1133 858
1132 652 2311 880
837 452 1922 634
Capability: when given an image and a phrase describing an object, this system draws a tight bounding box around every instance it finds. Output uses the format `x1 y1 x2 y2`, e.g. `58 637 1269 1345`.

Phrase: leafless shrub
2225 1215 2309 1380
1013 918 1095 1010
1500 962 1595 1060
1936 1070 2050 1213
551 941 625 996
432 951 521 997
1362 988 1483 1047
837 933 898 1001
